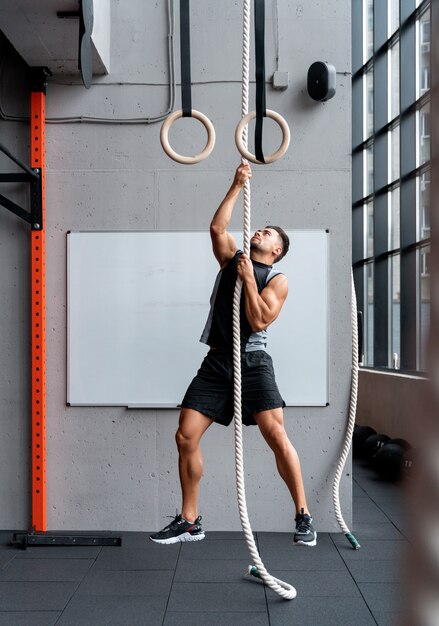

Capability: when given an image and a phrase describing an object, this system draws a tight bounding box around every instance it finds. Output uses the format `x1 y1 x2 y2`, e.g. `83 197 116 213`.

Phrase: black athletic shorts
180 349 286 427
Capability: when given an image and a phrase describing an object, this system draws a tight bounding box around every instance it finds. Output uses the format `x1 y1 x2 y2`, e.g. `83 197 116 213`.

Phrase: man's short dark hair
266 225 289 263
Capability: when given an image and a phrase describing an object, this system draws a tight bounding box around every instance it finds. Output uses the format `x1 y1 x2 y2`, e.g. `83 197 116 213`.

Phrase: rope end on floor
247 565 262 579
345 532 361 549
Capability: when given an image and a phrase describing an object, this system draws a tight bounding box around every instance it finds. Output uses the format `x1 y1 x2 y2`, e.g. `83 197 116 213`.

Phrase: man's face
250 228 282 258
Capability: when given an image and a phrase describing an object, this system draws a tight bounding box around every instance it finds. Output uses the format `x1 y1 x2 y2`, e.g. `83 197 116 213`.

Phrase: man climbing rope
150 163 317 547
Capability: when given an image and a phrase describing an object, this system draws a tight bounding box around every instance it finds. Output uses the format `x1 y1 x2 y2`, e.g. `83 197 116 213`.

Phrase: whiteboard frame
67 230 329 408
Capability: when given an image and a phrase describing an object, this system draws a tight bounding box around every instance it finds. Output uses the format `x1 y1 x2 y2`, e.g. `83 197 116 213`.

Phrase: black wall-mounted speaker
307 62 336 102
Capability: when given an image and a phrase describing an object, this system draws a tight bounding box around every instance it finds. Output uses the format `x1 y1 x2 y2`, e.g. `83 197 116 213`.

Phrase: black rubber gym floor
0 458 410 625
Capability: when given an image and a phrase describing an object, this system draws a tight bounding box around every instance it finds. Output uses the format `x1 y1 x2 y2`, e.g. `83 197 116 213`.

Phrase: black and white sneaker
149 514 205 545
293 508 317 547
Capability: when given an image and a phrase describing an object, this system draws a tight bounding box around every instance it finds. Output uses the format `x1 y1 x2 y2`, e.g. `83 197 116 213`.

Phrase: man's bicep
210 230 237 267
261 275 288 322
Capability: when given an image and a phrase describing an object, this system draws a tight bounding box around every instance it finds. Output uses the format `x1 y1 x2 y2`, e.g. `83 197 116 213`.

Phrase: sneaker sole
149 532 205 545
293 532 317 547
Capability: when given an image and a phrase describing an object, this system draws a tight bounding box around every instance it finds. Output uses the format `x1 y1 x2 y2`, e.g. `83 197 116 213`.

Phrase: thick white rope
232 0 296 600
331 270 361 549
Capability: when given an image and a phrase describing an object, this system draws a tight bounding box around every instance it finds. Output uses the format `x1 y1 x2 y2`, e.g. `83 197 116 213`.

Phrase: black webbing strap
254 0 266 163
180 0 192 117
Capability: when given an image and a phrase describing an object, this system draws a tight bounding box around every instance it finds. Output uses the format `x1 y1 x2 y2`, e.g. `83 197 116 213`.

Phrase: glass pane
365 0 374 62
365 201 374 257
364 262 374 366
389 187 400 250
389 0 399 36
389 125 400 183
417 171 431 241
418 246 430 371
365 68 374 139
419 102 430 166
418 9 431 98
390 254 400 368
389 42 400 121
364 145 374 196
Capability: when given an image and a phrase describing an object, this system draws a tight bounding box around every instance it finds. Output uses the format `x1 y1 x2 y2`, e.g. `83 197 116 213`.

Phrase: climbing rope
232 0 296 601
332 271 361 549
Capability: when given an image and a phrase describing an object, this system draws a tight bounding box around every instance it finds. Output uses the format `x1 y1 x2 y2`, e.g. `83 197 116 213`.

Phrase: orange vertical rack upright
30 71 47 533
2 68 121 549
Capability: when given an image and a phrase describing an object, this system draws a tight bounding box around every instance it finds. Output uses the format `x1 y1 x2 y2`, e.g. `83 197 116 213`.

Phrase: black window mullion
400 14 416 113
401 0 418 24
374 52 389 132
353 205 364 264
353 265 365 362
374 193 389 258
374 0 389 51
352 150 364 206
374 134 389 192
400 177 417 248
401 114 418 177
352 77 364 149
374 257 389 366
400 248 417 369
352 0 364 75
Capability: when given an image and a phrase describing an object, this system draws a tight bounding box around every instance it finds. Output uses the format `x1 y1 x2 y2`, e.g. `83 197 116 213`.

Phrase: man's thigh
178 407 214 441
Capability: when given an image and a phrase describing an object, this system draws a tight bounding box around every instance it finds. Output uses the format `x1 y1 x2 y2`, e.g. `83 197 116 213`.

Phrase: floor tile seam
357 581 405 589
0 578 93 583
0 554 17 572
0 610 62 613
255 532 272 626
354 498 397 527
363 489 408 517
0 558 98 583
0 580 83 587
52 547 102 625
172 579 272 583
161 542 182 626
358 486 412 543
165 608 275 614
89 567 178 572
328 532 379 626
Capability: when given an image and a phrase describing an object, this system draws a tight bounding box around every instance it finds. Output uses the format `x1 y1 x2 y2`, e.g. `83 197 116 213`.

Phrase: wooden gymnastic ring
160 109 216 164
235 109 290 164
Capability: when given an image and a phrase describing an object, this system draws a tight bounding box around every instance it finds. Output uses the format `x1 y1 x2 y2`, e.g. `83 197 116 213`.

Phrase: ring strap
254 0 266 163
180 0 192 117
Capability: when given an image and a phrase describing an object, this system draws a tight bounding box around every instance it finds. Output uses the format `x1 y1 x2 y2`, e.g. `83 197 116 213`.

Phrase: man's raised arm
210 163 252 268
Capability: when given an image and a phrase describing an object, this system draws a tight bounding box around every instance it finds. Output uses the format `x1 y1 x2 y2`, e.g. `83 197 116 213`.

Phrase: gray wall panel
0 0 352 532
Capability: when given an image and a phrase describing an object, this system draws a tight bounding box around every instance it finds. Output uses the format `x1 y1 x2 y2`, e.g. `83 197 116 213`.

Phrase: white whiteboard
67 231 329 406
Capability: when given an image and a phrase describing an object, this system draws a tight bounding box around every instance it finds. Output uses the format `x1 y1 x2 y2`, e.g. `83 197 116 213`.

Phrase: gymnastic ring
235 109 290 164
160 109 216 165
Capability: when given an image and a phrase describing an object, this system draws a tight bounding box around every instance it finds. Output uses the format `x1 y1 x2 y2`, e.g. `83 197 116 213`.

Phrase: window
365 200 374 257
418 9 431 97
389 186 400 251
364 0 374 62
365 68 374 139
389 0 399 36
389 42 399 121
364 144 374 196
418 103 430 166
389 254 400 367
352 0 431 373
417 171 430 241
389 124 400 184
418 246 430 371
364 262 374 366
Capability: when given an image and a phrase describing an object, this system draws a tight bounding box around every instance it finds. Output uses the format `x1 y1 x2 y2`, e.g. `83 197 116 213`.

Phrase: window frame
352 0 431 375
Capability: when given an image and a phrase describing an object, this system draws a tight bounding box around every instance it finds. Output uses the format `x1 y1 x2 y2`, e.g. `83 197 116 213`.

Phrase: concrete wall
357 370 435 448
0 0 352 532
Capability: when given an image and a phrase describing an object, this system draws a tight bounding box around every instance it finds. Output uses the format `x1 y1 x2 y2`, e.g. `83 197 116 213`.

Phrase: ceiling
0 0 109 77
